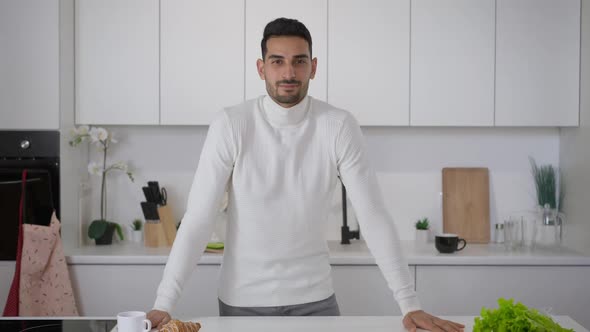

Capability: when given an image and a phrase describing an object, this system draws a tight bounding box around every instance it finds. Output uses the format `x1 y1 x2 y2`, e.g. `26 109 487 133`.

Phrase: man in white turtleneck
147 18 464 332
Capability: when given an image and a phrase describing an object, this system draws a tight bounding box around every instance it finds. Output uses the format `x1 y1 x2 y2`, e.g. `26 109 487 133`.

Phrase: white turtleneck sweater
153 95 421 315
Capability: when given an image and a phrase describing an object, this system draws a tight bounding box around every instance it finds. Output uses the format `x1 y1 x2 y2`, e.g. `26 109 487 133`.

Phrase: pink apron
3 169 78 316
19 211 78 316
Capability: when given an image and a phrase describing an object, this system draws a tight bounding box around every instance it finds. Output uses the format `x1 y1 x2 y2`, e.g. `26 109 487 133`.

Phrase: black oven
0 131 60 261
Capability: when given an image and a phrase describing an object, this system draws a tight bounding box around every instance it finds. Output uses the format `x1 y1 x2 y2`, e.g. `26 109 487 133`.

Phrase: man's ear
256 58 265 80
310 57 318 79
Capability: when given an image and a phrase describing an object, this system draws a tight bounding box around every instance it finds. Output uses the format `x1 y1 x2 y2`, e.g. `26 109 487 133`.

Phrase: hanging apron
19 210 79 316
3 169 79 316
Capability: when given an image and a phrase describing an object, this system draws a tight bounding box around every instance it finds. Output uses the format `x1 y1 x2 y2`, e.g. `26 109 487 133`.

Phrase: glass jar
494 223 504 244
533 204 565 249
504 217 523 251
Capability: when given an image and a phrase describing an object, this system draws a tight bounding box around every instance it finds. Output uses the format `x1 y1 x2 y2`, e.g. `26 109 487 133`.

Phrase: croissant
159 319 201 332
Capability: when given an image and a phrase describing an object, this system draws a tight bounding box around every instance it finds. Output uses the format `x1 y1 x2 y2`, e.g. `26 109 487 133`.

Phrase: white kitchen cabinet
410 0 495 126
160 0 244 125
0 0 59 130
415 265 590 329
69 264 220 317
328 0 410 126
67 263 414 317
19 260 589 328
0 263 16 311
331 265 415 315
244 0 328 102
495 0 580 127
75 0 159 125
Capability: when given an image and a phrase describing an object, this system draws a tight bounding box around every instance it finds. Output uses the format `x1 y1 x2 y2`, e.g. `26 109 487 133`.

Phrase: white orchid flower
78 125 90 136
88 127 100 143
71 126 134 225
89 127 109 144
87 162 103 176
96 127 109 141
110 161 128 172
69 125 92 146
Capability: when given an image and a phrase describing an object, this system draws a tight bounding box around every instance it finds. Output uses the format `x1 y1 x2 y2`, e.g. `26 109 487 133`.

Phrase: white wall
71 125 559 245
559 0 590 253
59 0 87 247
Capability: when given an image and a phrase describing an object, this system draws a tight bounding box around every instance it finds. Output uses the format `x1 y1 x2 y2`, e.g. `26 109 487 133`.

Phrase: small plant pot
415 229 430 244
95 223 116 245
130 230 143 244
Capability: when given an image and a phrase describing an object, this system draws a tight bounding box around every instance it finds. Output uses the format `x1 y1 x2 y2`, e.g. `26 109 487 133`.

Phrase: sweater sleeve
335 113 421 316
153 111 235 313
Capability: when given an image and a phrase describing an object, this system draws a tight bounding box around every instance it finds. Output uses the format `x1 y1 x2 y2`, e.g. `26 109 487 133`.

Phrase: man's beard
273 93 301 104
266 80 308 105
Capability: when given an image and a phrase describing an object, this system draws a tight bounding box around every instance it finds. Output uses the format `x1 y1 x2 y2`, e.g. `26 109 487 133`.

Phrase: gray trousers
219 294 341 316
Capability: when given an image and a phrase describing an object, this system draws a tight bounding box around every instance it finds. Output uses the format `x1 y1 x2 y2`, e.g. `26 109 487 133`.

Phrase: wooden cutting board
442 167 490 243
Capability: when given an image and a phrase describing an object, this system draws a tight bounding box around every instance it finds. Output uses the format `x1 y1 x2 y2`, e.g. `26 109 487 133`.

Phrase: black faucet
340 181 360 244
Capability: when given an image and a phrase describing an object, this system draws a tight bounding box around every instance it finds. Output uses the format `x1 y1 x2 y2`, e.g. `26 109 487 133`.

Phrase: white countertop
1 315 584 332
58 240 590 266
111 316 588 332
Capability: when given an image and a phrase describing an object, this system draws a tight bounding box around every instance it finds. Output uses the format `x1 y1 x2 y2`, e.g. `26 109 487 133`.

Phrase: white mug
117 311 152 332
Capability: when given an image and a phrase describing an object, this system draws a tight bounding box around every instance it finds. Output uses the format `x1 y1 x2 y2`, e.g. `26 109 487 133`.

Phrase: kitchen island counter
117 316 587 332
0 316 585 332
2 243 588 327
61 240 590 266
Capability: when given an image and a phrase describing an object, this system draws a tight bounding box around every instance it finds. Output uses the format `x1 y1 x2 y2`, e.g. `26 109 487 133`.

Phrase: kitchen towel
18 211 79 316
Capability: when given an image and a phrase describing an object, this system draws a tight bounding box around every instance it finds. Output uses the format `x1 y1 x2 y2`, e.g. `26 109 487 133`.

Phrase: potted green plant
70 126 134 245
129 219 143 244
415 217 430 244
529 157 564 212
89 220 124 245
529 157 566 246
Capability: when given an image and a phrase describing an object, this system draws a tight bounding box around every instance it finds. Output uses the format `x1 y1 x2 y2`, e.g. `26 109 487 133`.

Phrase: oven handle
0 178 42 185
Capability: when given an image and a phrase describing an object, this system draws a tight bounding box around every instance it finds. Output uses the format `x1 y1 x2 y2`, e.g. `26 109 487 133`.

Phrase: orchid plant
69 126 134 243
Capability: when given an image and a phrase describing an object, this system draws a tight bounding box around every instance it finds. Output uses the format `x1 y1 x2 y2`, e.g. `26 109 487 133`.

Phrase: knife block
144 222 168 247
157 205 177 246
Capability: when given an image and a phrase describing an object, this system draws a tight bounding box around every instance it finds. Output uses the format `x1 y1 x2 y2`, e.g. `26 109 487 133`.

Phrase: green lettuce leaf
473 298 574 332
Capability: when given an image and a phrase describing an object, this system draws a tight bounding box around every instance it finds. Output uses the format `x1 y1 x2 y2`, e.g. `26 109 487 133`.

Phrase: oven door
0 168 55 260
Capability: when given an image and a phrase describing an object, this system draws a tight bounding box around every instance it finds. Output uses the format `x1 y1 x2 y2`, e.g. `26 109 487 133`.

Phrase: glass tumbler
504 217 523 251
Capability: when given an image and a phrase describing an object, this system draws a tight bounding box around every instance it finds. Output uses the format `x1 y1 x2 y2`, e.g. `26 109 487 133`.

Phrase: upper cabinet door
245 0 328 101
0 0 59 130
495 0 580 127
76 0 159 125
410 0 495 126
160 0 244 125
328 0 410 126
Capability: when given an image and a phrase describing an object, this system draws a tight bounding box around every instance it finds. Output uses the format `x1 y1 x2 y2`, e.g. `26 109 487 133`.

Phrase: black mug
435 234 467 254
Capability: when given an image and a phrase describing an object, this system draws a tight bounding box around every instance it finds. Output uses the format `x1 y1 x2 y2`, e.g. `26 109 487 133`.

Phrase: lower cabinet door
0 263 16 309
331 265 416 315
70 263 416 317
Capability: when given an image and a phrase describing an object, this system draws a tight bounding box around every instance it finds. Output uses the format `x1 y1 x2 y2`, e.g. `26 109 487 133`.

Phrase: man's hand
147 309 171 330
403 310 465 332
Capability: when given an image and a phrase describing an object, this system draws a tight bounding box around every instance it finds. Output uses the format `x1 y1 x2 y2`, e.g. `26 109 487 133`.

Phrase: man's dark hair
261 17 313 59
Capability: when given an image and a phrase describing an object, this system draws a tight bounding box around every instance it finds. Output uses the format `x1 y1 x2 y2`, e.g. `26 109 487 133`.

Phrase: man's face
257 36 317 108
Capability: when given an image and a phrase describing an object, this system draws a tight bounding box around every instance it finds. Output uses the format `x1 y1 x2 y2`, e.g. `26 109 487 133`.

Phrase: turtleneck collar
262 95 310 127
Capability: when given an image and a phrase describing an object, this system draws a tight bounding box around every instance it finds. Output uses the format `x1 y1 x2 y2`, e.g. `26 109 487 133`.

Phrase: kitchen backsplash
70 125 560 246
